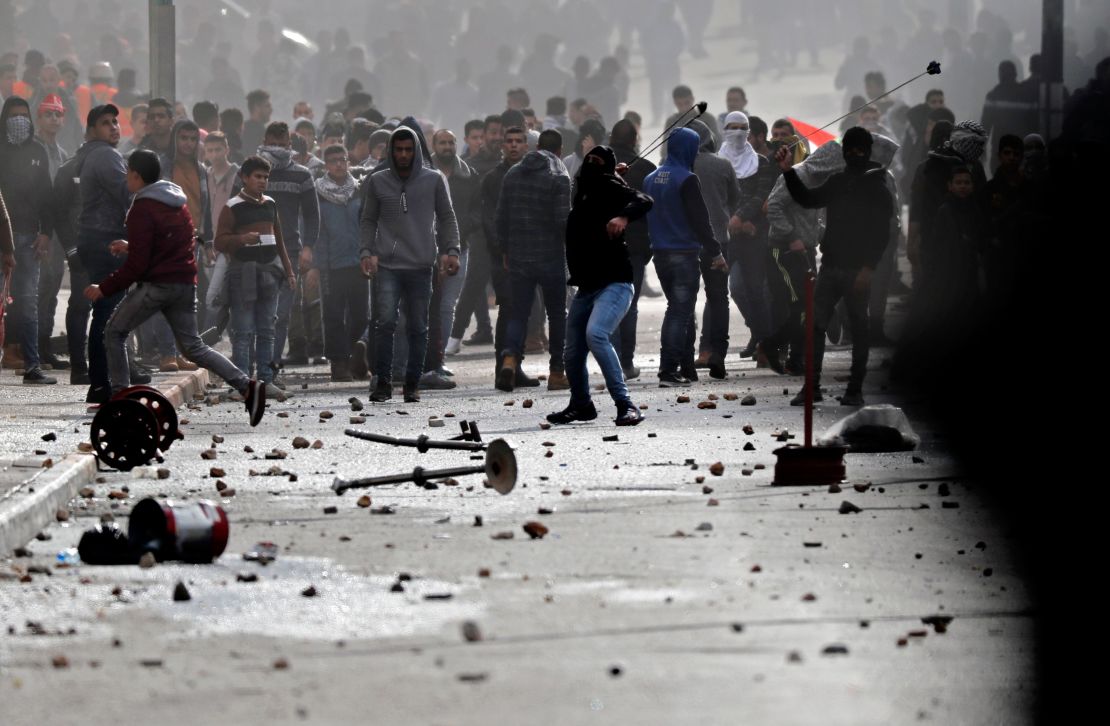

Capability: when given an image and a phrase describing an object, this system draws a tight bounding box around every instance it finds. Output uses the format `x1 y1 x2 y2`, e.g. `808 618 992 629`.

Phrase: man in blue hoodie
360 127 460 404
644 126 727 387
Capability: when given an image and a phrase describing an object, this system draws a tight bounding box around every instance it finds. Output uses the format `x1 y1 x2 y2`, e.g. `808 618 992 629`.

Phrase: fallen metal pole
344 428 484 453
332 438 518 495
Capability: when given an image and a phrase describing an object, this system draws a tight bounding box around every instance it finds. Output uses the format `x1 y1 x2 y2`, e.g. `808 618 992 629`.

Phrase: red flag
787 117 838 148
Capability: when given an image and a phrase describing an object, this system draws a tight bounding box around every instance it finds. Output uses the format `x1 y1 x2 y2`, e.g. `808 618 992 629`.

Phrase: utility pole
149 0 176 101
1042 0 1065 138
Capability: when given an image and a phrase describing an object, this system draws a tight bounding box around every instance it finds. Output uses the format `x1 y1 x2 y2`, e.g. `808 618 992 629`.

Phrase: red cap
38 94 65 115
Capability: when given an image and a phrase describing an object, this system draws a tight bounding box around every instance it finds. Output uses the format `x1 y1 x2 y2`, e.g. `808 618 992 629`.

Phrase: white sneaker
444 337 462 356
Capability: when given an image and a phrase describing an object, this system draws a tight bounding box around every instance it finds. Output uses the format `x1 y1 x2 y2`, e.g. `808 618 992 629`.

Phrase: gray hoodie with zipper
359 127 460 270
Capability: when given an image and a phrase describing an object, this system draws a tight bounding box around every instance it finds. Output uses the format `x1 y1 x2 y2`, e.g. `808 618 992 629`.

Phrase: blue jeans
439 248 468 345
373 266 433 385
565 283 634 408
106 282 250 394
653 250 701 374
78 229 127 390
616 253 647 369
227 263 281 383
11 233 42 369
503 260 567 371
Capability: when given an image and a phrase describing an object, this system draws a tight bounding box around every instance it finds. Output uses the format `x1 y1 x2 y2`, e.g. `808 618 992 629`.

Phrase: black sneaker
41 352 70 370
615 403 643 426
86 385 111 404
464 330 493 346
790 386 824 406
23 367 58 385
707 355 726 380
756 343 786 375
70 370 91 386
658 371 690 387
370 381 392 402
546 401 598 425
350 340 369 380
680 364 699 382
403 383 420 403
738 340 757 359
495 365 515 392
244 379 266 426
130 366 152 384
839 389 865 407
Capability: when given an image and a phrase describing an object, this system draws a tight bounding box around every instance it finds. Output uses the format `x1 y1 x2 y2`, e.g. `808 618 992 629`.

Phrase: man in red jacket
84 150 266 426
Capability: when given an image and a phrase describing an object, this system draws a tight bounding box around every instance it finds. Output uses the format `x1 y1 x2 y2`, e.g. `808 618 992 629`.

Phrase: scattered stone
77 442 94 453
853 482 871 493
707 393 719 401
912 456 925 464
173 581 191 602
695 522 713 531
921 615 953 634
702 485 713 494
79 487 95 498
212 435 225 444
138 552 156 569
803 541 822 548
522 399 533 409
608 665 623 677
539 422 551 430
828 483 842 493
371 506 396 515
750 565 762 573
319 411 334 420
753 464 765 470
209 467 226 478
356 495 372 508
975 541 987 550
724 394 739 402
697 401 717 410
602 434 619 442
215 481 228 492
266 449 288 460
276 412 289 418
544 450 553 458
140 659 163 668
897 637 909 647
292 436 310 449
243 445 254 453
457 672 488 683
323 506 338 515
350 416 366 424
51 655 69 669
478 568 491 577
221 488 237 497
709 462 725 476
801 593 817 602
787 651 803 663
473 515 483 527
942 501 960 509
491 531 514 540
740 394 756 406
523 521 549 539
561 489 572 496
938 482 951 497
707 498 719 507
676 395 690 403
907 630 928 638
55 509 70 522
348 397 364 412
743 442 755 451
982 568 993 577
821 644 849 655
537 507 555 515
273 657 290 670
301 585 318 597
236 572 258 583
839 501 862 515
108 489 130 500
503 400 515 406
42 432 57 442
462 621 483 642
200 449 217 460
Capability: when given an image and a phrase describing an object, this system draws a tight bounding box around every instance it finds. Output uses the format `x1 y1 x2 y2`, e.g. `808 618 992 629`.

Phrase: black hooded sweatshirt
565 146 654 293
0 97 54 236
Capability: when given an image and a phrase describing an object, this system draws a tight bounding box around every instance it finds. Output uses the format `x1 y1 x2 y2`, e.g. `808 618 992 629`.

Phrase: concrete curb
0 368 211 555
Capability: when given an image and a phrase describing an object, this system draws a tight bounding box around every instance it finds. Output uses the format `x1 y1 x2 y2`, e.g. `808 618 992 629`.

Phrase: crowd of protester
1 0 1107 423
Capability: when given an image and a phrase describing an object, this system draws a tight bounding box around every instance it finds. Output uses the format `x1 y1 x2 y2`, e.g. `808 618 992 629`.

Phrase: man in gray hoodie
360 127 460 404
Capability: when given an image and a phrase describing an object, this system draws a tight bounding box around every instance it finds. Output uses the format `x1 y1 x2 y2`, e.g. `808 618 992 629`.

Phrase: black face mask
844 152 870 170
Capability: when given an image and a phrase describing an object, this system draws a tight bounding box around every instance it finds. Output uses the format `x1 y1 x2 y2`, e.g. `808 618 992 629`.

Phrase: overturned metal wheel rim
90 398 160 472
484 438 517 495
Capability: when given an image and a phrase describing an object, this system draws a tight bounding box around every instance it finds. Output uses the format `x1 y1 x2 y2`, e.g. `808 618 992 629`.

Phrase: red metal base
771 444 847 486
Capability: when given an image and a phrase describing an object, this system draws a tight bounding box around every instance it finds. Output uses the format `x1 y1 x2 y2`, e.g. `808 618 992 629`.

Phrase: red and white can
129 498 230 563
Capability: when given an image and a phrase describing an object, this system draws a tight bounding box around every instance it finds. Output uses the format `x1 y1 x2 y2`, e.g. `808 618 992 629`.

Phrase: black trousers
321 266 369 364
811 265 870 392
451 236 492 339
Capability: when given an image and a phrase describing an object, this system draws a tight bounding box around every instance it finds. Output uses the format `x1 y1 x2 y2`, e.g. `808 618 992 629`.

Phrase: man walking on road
360 127 460 404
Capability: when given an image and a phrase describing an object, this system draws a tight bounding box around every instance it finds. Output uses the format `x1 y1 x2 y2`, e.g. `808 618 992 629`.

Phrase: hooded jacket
52 154 83 260
0 97 54 236
782 148 894 270
689 119 742 252
643 127 722 258
495 149 571 266
611 144 655 260
163 120 212 242
565 146 653 293
359 127 460 270
97 181 198 298
259 144 319 254
767 140 844 248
